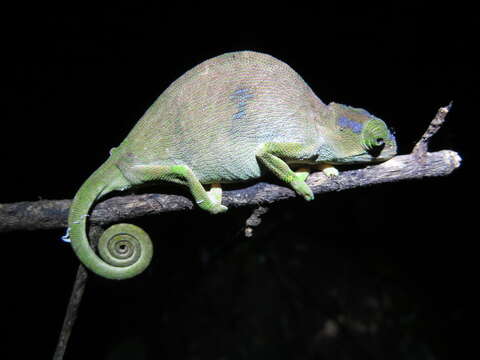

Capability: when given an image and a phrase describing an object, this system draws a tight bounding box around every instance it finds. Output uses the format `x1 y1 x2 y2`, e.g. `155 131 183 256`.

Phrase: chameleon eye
362 119 389 155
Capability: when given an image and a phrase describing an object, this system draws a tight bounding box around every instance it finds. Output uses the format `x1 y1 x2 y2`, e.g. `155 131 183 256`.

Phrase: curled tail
68 161 153 280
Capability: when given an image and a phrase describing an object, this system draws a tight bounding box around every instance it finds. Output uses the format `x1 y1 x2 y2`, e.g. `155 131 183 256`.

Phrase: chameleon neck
68 160 153 280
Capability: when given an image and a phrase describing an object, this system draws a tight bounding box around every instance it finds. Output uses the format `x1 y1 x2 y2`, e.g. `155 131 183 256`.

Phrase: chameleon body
68 51 397 280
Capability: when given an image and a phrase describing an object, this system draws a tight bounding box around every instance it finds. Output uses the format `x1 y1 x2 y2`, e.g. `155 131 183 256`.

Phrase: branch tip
412 103 452 157
244 206 269 237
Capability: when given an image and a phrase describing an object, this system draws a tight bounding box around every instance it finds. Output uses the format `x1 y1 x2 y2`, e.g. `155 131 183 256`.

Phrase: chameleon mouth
367 134 397 162
367 141 385 158
331 146 397 164
372 146 397 162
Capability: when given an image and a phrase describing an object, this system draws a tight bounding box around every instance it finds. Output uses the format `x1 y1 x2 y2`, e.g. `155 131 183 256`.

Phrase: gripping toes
291 176 314 201
204 183 228 214
197 199 228 214
255 142 317 202
319 164 340 177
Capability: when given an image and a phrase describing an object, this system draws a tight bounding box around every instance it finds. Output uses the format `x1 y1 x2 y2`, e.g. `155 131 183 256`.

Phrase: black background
3 3 475 360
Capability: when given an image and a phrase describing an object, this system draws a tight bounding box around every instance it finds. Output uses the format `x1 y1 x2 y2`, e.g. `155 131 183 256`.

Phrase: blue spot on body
233 88 249 96
233 109 246 120
230 87 254 121
338 116 363 134
337 116 349 128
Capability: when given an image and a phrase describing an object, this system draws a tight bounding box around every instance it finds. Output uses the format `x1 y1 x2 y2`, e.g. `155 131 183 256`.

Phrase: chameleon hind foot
123 164 228 214
201 184 227 213
207 203 228 214
208 183 223 204
318 164 339 177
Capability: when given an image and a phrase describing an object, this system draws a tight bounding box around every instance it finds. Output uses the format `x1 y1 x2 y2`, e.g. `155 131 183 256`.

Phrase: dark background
3 3 474 360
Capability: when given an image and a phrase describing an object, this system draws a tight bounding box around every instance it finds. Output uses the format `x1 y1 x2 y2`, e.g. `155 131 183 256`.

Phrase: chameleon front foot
256 142 316 202
291 177 314 201
196 198 227 214
204 203 228 214
318 164 340 177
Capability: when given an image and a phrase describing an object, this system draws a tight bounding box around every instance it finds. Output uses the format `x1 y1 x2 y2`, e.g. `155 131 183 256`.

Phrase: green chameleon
67 51 397 280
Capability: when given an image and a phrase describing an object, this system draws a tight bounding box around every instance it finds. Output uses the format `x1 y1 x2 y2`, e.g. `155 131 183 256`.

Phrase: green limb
295 167 311 182
256 142 315 201
129 164 227 214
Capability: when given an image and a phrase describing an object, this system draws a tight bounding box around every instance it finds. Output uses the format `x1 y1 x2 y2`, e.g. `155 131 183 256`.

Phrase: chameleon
67 50 397 280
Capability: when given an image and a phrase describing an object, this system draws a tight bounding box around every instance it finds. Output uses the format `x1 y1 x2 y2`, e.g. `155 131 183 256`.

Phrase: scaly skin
68 51 397 280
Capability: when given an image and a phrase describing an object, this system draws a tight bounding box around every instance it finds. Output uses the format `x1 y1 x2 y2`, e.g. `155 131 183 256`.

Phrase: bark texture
0 104 460 233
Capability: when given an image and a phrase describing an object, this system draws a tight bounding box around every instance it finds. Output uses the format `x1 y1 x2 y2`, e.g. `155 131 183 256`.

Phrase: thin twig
53 226 102 360
244 206 270 237
413 101 453 157
52 265 88 360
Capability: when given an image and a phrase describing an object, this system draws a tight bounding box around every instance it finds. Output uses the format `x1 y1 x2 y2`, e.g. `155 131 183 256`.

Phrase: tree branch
0 105 461 233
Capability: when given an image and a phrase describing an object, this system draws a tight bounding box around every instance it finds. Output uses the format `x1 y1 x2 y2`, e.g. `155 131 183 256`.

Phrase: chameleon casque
68 51 397 280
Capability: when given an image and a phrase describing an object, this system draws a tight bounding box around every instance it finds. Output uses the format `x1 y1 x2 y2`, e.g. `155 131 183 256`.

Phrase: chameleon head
327 102 397 163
